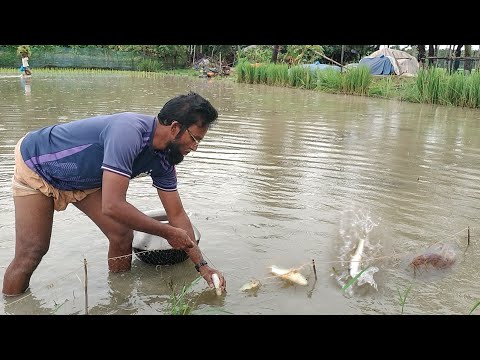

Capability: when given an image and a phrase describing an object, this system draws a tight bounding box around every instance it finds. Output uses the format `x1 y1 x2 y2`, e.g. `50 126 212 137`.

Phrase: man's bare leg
73 190 133 272
3 194 54 296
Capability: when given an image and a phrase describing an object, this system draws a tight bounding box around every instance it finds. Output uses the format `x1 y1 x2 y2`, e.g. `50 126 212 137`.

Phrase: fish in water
409 242 456 275
239 279 261 292
349 237 366 278
212 273 222 296
269 265 308 286
410 252 456 275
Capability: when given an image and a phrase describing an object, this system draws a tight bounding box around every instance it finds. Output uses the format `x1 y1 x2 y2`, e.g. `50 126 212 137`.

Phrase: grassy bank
3 63 480 110
235 60 480 109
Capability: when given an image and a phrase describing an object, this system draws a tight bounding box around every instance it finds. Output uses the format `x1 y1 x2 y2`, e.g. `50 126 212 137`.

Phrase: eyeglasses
186 128 200 147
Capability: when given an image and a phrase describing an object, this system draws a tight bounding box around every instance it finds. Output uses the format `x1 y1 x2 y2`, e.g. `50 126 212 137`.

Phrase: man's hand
199 266 226 294
165 226 195 250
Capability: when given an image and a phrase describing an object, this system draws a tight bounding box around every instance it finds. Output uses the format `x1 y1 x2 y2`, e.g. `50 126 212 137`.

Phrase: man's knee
107 227 134 246
15 249 47 274
108 232 133 259
2 259 35 296
18 239 49 261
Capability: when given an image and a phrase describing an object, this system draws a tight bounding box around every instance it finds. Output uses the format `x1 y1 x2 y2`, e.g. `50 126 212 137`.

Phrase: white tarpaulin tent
365 48 419 76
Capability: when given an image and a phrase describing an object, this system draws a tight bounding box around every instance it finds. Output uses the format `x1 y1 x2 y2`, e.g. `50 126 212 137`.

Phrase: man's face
165 124 206 165
165 139 184 165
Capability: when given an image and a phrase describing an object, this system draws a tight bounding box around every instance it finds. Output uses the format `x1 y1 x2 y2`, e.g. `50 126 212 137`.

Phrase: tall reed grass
235 62 480 109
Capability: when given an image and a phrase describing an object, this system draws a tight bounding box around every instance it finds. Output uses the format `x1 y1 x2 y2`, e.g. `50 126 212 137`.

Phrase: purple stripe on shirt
25 144 93 167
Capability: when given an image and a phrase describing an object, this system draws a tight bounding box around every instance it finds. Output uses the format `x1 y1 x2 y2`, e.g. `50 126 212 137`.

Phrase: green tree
464 45 472 72
322 45 380 64
271 45 280 64
16 45 31 58
453 45 463 72
417 45 426 67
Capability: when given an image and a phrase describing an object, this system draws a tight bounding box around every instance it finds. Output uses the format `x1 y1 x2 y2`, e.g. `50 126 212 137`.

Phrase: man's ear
170 121 180 136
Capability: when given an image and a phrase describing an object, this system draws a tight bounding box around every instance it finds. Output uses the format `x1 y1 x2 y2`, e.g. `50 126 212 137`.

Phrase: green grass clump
234 61 480 109
397 282 413 315
166 277 202 315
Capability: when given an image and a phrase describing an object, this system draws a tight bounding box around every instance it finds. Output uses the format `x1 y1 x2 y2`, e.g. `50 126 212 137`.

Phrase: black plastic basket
133 239 200 266
132 209 201 266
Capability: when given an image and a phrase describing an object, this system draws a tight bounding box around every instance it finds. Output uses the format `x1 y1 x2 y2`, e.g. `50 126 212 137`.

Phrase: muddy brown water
1 73 479 314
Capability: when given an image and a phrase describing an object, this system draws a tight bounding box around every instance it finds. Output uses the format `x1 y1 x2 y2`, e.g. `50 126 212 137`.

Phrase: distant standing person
21 54 31 76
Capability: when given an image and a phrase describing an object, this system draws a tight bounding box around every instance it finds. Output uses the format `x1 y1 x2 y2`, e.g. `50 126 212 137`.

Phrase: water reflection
3 259 226 315
89 260 226 315
20 75 32 96
3 289 53 315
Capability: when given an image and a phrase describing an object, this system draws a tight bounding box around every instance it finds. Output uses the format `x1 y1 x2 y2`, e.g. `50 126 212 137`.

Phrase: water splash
334 207 382 295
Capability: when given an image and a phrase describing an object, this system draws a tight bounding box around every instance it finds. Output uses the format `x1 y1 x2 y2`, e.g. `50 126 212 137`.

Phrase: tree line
1 45 475 70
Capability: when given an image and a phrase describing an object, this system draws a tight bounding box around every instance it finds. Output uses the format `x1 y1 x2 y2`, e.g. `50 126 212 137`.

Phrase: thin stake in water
312 259 317 280
84 257 88 315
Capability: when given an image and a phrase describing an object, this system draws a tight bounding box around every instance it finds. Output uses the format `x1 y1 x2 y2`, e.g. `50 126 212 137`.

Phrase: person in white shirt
21 55 31 76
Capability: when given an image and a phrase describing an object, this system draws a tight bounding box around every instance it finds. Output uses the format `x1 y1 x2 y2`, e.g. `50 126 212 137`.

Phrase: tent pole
341 45 345 65
314 50 346 69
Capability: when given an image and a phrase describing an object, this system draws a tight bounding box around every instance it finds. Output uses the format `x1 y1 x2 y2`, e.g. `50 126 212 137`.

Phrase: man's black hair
157 92 218 131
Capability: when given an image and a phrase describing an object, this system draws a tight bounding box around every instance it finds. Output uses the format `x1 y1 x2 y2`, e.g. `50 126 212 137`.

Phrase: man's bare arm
101 170 194 250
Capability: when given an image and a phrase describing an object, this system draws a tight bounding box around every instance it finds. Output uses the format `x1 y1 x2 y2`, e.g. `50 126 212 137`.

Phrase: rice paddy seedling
256 65 268 84
445 72 466 106
342 65 371 95
368 76 396 98
417 67 446 104
166 276 202 315
469 300 480 315
316 68 342 91
397 282 413 315
52 299 67 314
341 265 371 292
234 60 250 82
287 65 308 87
464 71 480 108
272 64 289 86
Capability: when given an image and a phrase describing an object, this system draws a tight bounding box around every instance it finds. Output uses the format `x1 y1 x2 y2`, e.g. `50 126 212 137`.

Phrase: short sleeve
101 120 145 177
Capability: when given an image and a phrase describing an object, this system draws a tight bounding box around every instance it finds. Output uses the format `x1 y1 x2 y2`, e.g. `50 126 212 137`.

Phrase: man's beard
165 140 184 165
